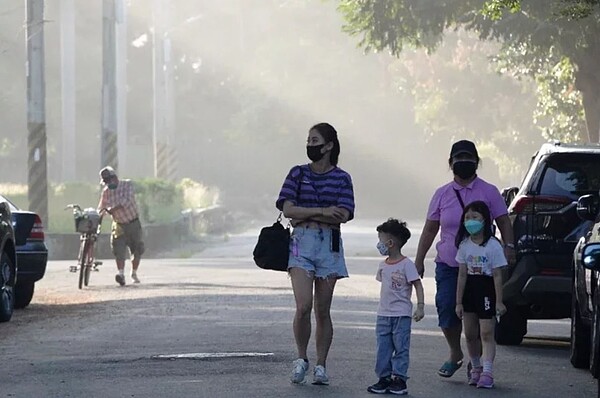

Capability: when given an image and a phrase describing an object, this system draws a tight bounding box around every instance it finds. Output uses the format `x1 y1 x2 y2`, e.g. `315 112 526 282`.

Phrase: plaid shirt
98 179 139 224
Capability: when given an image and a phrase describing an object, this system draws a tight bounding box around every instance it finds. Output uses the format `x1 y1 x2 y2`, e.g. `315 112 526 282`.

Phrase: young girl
454 201 507 389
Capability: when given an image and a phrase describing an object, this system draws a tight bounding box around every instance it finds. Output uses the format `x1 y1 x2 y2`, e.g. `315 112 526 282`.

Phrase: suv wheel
570 286 591 368
591 298 600 378
495 305 527 345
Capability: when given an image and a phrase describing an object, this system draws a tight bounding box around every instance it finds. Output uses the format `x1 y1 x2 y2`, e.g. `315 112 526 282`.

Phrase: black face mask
452 160 477 180
307 144 326 162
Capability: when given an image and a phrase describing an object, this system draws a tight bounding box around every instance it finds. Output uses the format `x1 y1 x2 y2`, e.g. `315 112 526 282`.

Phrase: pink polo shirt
426 177 507 267
98 179 139 224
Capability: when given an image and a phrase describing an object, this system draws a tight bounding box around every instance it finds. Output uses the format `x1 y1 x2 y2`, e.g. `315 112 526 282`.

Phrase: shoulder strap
296 165 304 197
453 189 465 209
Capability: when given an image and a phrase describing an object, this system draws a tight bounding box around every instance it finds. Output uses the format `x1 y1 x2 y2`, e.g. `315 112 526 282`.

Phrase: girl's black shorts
463 274 496 319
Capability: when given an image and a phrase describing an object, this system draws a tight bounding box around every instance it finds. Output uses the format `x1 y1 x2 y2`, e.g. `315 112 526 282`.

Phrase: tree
338 0 600 142
388 30 542 180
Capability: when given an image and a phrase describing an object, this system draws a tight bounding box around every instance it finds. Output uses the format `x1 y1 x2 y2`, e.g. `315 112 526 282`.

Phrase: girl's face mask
464 219 484 235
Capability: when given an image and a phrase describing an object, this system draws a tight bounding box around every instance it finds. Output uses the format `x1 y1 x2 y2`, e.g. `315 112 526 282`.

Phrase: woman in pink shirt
414 140 515 379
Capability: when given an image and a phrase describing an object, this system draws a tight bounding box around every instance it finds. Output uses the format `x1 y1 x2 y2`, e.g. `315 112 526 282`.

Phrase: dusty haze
0 1 543 220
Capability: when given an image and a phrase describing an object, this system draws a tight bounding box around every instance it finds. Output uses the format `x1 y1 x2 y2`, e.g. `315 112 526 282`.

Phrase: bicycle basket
75 208 101 234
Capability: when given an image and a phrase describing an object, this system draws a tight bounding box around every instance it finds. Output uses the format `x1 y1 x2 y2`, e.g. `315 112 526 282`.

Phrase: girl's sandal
438 359 463 378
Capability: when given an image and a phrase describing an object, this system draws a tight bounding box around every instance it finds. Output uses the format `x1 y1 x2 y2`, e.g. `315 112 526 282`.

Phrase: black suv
497 142 600 345
571 193 600 382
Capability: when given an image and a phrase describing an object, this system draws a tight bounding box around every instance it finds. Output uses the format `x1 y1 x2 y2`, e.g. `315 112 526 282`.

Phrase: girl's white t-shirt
376 257 420 317
455 238 507 276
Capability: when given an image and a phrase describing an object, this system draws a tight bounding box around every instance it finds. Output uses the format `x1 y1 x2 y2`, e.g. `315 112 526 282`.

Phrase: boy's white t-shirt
455 238 507 276
376 257 420 317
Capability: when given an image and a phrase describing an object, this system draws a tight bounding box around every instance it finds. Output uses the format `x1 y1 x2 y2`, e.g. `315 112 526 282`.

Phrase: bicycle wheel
78 239 91 289
84 242 93 287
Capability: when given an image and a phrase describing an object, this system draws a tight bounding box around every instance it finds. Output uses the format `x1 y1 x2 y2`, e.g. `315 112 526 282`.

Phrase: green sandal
438 359 463 378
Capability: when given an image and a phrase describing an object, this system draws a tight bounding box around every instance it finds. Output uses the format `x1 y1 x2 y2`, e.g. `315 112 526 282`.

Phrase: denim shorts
435 262 461 329
288 227 348 279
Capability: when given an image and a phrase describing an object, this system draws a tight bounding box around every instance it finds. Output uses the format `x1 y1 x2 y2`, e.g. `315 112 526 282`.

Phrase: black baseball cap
450 140 478 159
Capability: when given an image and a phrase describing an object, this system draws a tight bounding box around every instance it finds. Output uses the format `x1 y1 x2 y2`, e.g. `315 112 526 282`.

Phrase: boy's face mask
376 240 390 256
107 182 118 190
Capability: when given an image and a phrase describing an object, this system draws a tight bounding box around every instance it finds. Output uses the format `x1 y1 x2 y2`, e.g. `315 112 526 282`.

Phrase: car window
539 154 600 199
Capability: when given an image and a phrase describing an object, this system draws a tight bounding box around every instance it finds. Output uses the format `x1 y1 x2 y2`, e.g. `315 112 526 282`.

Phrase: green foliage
50 182 102 233
493 46 586 141
482 1 521 20
484 0 599 19
178 178 220 209
131 179 181 224
386 30 541 182
337 0 600 143
0 179 218 233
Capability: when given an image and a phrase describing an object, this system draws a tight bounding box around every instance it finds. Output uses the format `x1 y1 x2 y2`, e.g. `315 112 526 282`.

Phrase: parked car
571 193 600 381
0 199 17 322
0 195 48 309
498 142 600 345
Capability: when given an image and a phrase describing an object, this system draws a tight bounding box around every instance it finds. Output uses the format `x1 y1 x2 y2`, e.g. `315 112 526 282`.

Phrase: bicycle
65 204 103 289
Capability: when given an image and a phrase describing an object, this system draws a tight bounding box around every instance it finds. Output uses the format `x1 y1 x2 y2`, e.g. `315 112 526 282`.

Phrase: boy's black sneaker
367 377 392 394
388 377 408 395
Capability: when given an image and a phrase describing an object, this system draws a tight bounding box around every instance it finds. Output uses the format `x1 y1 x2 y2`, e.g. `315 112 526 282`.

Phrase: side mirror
582 243 600 271
576 194 599 221
501 187 519 208
0 202 11 218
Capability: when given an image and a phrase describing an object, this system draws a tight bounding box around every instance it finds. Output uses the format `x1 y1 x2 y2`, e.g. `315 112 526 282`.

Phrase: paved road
0 220 597 397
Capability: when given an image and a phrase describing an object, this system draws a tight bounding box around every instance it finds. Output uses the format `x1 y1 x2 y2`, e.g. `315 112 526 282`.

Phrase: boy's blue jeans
375 315 412 381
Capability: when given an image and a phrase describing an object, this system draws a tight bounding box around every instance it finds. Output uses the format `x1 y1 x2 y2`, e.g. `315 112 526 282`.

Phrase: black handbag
253 212 291 272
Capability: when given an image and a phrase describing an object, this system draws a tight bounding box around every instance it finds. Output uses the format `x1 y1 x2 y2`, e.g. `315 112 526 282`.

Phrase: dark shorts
435 263 461 329
110 219 145 261
463 275 496 319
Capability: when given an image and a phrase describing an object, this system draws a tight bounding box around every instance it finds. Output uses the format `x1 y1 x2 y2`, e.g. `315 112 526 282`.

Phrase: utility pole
115 0 127 173
101 0 118 171
152 0 176 181
60 0 76 181
26 0 48 227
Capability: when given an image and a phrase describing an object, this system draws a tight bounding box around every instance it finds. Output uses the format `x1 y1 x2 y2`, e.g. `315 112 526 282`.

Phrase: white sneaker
131 273 140 284
312 365 329 385
290 359 308 384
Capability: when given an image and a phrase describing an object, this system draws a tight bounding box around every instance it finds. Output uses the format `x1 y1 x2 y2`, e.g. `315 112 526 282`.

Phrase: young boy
367 218 425 395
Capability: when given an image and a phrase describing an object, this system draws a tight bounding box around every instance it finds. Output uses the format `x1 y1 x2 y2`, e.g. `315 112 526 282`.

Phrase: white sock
483 361 493 374
471 357 481 368
118 269 124 276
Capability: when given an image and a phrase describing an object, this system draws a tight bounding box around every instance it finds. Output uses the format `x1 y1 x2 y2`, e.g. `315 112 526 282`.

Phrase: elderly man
97 166 145 286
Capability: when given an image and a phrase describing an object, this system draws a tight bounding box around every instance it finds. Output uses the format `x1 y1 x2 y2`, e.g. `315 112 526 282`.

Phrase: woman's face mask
107 182 118 190
452 160 477 180
307 144 326 162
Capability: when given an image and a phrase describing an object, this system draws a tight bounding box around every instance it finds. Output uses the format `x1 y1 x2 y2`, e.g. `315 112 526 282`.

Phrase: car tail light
509 195 572 214
539 268 567 276
29 215 45 240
